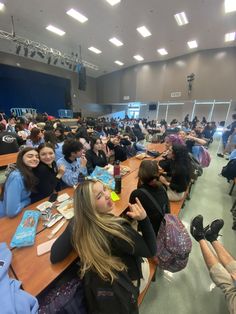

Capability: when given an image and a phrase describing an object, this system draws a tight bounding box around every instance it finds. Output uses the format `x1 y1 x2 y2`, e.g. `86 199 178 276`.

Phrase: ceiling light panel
225 32 236 41
133 55 144 61
88 46 102 54
114 60 124 66
106 0 121 6
46 25 65 36
66 8 88 23
158 48 168 55
225 0 236 13
0 2 5 10
109 37 123 46
188 40 198 49
136 26 152 38
174 12 189 26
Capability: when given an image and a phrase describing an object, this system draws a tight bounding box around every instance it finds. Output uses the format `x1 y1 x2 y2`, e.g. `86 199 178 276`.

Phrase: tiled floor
140 136 236 314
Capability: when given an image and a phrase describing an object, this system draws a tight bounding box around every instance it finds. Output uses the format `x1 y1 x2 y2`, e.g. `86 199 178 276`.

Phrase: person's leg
211 241 236 268
199 239 219 270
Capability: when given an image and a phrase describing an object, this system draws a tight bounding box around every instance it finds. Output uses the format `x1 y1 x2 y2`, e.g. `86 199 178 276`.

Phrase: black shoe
217 153 224 158
205 219 224 242
190 215 205 241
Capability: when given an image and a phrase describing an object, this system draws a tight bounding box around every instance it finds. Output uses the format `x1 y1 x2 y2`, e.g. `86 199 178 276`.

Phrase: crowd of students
2 111 235 313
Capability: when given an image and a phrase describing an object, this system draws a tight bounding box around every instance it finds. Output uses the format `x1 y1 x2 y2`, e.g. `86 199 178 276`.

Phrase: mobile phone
48 192 58 203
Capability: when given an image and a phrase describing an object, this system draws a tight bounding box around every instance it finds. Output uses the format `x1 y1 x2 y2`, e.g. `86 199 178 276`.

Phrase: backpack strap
139 188 165 217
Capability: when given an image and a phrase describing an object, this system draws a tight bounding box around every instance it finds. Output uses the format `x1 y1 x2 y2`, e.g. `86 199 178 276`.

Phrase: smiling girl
31 143 65 203
0 147 39 217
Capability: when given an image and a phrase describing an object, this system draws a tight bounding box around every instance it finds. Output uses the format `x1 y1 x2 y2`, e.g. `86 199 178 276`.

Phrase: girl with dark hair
26 127 44 147
31 143 65 203
0 147 39 217
129 160 170 235
85 137 108 174
159 144 192 201
50 179 157 313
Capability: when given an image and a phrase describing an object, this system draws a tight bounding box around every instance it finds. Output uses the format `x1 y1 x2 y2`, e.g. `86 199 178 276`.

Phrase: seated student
26 127 44 148
85 137 108 174
57 140 87 187
159 134 185 172
50 179 157 312
129 160 170 235
0 147 39 218
44 130 63 161
190 215 236 314
185 129 207 154
31 143 65 203
6 117 16 133
0 123 23 155
159 144 192 201
107 136 131 162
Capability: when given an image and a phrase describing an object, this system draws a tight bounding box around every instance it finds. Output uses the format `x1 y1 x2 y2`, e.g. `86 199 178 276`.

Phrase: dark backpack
221 159 236 181
139 188 192 273
38 277 87 314
188 153 203 180
84 270 139 314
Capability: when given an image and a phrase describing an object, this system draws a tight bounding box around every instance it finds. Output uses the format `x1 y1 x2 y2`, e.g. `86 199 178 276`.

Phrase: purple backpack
192 146 211 168
139 188 192 273
156 214 192 272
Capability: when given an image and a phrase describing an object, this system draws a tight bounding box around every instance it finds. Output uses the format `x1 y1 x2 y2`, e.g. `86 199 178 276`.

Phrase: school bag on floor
221 159 236 181
38 277 87 314
139 188 192 273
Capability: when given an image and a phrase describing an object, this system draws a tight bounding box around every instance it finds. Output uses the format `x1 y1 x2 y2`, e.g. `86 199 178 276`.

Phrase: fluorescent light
88 46 102 54
174 12 189 26
114 60 124 66
0 2 5 10
66 8 88 23
225 0 236 13
46 25 65 36
133 55 144 61
225 32 236 42
106 0 121 6
188 40 198 49
109 37 123 47
157 48 168 55
136 26 152 38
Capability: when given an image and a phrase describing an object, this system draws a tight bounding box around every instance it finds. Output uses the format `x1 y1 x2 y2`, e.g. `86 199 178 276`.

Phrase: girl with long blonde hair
50 179 156 313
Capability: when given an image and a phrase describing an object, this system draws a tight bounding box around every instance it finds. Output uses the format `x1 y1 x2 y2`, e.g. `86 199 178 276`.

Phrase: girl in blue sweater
0 147 39 218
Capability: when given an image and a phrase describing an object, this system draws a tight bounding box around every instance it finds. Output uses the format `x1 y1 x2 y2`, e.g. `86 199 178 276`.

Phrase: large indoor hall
0 1 236 314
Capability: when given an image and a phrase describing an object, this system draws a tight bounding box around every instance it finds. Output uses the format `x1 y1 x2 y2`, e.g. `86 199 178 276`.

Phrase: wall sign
171 92 181 98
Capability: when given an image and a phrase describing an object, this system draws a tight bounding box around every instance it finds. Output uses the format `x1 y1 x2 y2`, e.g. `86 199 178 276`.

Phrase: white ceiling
0 0 236 78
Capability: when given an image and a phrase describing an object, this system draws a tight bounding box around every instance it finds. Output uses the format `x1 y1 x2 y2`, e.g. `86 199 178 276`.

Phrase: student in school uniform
85 137 108 174
159 144 192 201
31 143 65 203
50 179 157 313
57 139 87 187
0 147 39 218
129 160 170 235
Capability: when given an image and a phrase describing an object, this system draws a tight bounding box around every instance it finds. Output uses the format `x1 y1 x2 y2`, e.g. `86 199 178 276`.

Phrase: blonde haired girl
51 179 156 313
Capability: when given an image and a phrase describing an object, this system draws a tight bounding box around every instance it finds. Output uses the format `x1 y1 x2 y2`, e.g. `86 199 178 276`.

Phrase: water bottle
113 160 120 177
114 175 122 194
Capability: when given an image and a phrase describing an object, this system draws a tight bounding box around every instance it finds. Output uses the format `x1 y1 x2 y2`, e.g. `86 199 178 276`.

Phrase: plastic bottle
113 160 120 177
114 175 122 194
